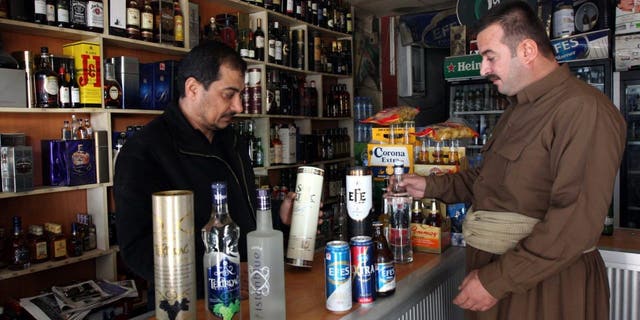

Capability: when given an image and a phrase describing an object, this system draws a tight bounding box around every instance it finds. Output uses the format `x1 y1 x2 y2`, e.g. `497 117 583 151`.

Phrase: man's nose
231 93 244 113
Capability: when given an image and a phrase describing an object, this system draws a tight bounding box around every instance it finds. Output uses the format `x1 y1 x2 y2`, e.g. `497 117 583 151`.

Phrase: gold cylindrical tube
152 190 197 320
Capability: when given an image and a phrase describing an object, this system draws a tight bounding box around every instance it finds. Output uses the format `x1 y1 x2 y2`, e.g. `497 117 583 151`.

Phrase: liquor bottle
238 29 250 59
83 118 93 139
67 223 83 257
103 62 123 108
56 0 70 27
202 182 242 320
34 0 47 24
307 80 318 116
9 216 30 270
253 138 264 167
384 160 413 263
62 120 72 140
220 16 237 50
46 0 56 25
247 26 256 59
346 167 374 238
272 127 283 164
247 189 286 319
424 199 442 227
333 187 349 241
0 1 6 18
602 202 614 236
126 0 141 39
44 223 67 261
173 1 184 47
68 67 82 108
84 214 98 250
140 0 154 41
271 0 281 13
58 64 71 108
280 25 290 67
85 0 104 33
285 0 294 16
69 0 87 30
28 225 49 264
372 221 396 296
35 47 59 108
253 18 264 61
410 199 423 224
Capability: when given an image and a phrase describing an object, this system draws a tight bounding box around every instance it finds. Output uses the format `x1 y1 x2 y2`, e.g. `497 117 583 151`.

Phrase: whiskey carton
41 139 96 186
62 41 102 108
1 146 34 192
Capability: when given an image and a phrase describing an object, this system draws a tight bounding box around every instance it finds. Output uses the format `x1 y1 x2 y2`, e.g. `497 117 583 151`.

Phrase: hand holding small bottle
388 174 427 199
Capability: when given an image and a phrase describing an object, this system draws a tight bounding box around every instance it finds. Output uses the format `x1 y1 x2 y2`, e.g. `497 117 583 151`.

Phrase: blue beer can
325 240 352 312
350 236 375 304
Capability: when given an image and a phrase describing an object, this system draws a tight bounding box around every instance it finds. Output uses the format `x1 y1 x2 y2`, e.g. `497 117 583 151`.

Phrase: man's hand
390 174 427 199
453 270 498 312
278 192 323 226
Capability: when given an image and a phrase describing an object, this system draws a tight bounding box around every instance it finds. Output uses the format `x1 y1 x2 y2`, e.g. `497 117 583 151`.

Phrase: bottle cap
211 182 228 206
256 188 271 211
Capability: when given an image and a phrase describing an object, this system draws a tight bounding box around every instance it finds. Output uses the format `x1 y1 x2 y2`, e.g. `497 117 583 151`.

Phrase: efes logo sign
443 54 482 80
456 0 538 26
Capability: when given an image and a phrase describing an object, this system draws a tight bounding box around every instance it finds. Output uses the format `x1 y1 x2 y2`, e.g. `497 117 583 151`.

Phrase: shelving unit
0 0 353 303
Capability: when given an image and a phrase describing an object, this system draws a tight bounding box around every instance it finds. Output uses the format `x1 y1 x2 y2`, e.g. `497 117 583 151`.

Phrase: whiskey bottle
85 0 104 33
126 0 141 39
202 182 242 320
28 225 49 264
103 62 123 108
58 64 71 108
173 1 184 47
140 0 154 41
69 0 88 30
67 222 83 257
35 47 59 108
46 0 56 25
57 0 70 27
68 64 82 108
45 222 67 261
247 189 286 319
9 216 30 270
34 0 47 24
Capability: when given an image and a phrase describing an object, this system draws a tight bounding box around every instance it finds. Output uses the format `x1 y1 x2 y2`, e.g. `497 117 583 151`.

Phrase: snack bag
361 106 419 125
413 120 478 141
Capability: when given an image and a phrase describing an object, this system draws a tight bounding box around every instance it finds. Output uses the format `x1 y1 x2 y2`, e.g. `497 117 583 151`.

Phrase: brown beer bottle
372 221 396 296
424 199 442 227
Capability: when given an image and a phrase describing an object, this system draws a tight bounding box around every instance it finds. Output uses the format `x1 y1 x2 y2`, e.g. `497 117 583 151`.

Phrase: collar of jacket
515 63 571 105
162 102 256 221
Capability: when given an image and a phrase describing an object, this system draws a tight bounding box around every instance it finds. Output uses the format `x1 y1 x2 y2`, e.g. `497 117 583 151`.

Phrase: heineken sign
444 54 483 80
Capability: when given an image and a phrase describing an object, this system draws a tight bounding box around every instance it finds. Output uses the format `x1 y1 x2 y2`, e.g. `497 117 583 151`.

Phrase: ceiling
350 0 457 16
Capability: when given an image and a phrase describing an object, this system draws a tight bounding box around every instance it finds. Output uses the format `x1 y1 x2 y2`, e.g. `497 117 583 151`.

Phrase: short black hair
473 1 555 59
176 41 247 98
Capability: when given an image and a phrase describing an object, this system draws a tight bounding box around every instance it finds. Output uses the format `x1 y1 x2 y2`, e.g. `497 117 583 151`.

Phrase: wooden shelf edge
0 107 104 113
0 247 118 281
267 157 353 170
0 183 110 199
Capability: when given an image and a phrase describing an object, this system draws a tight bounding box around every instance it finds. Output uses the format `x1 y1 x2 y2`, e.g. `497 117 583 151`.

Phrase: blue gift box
42 139 97 186
139 60 179 110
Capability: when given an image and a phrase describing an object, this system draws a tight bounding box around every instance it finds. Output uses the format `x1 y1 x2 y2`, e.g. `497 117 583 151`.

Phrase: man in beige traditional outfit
399 1 626 319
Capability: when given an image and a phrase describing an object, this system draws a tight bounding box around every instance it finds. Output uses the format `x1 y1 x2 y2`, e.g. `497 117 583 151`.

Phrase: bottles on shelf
28 224 49 264
126 0 141 39
173 1 184 47
9 216 30 270
35 47 59 108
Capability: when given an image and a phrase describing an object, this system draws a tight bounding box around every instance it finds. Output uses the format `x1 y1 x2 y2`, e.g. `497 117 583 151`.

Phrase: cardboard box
1 146 34 192
139 63 154 109
0 69 27 108
139 60 178 110
41 139 97 186
367 144 414 179
371 126 416 145
411 218 451 253
62 41 102 108
0 133 26 147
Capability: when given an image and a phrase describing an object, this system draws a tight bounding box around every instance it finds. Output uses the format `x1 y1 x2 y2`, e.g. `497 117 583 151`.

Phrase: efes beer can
325 240 352 312
286 166 324 267
351 236 375 304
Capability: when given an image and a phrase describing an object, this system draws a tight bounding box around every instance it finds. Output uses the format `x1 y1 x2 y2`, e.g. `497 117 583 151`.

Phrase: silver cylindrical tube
15 51 36 108
286 166 324 267
152 190 197 320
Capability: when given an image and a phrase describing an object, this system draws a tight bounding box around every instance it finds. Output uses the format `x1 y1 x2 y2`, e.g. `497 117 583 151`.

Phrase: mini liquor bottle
45 222 67 261
9 216 30 270
28 225 49 264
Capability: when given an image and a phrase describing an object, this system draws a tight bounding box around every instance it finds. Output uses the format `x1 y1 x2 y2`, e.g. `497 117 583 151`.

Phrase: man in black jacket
113 41 296 307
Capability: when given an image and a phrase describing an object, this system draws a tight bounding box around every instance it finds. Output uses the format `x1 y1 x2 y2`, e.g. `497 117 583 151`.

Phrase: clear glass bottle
332 187 349 241
383 160 413 263
247 188 286 320
9 216 30 270
202 182 241 320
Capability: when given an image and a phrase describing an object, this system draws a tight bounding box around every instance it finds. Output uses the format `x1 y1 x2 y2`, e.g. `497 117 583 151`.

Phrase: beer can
286 166 324 267
346 167 373 238
325 240 352 312
351 236 375 304
151 190 197 320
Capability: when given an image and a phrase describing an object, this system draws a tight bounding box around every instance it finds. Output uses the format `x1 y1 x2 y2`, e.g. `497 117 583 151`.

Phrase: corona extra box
367 144 413 179
371 127 416 145
62 41 102 108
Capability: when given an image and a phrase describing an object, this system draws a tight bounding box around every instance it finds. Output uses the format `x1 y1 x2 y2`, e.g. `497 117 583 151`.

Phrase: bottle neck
212 202 229 217
256 208 273 230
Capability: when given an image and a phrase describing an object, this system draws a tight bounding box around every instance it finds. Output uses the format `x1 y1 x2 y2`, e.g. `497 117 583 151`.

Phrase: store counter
140 247 466 320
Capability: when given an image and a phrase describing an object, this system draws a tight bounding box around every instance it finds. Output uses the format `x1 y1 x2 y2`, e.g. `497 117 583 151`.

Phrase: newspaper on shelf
20 280 138 320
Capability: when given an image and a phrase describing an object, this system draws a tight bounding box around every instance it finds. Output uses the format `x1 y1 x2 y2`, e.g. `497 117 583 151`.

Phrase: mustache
486 74 500 82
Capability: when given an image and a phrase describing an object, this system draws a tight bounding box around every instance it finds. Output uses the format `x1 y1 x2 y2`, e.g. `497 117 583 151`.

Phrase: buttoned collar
515 63 571 105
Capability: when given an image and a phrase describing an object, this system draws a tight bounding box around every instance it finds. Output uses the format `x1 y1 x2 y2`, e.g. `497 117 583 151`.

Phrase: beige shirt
424 64 626 299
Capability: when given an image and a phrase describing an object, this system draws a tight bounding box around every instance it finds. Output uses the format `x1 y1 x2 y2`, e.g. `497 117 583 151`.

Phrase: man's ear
518 39 538 65
184 77 200 99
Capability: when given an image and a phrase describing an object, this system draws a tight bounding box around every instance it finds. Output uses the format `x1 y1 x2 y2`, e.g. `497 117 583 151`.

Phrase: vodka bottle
247 189 286 319
202 182 241 320
384 160 413 263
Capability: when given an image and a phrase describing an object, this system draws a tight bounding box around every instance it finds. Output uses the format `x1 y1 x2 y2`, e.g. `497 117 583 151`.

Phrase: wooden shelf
0 18 100 41
0 247 119 281
0 183 109 200
452 110 505 115
267 157 353 170
0 107 103 113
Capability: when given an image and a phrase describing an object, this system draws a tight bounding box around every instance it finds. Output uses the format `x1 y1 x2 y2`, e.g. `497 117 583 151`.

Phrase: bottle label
108 86 119 100
35 0 46 15
57 8 70 23
375 261 396 292
206 255 241 319
44 76 59 95
141 12 153 29
268 39 275 58
174 16 184 41
275 41 283 60
53 239 67 258
346 175 372 220
86 1 104 28
46 4 55 22
249 263 271 297
240 48 249 57
71 1 86 24
35 241 48 260
71 87 81 104
71 146 92 175
256 35 265 49
59 86 71 103
127 8 140 26
13 246 29 264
